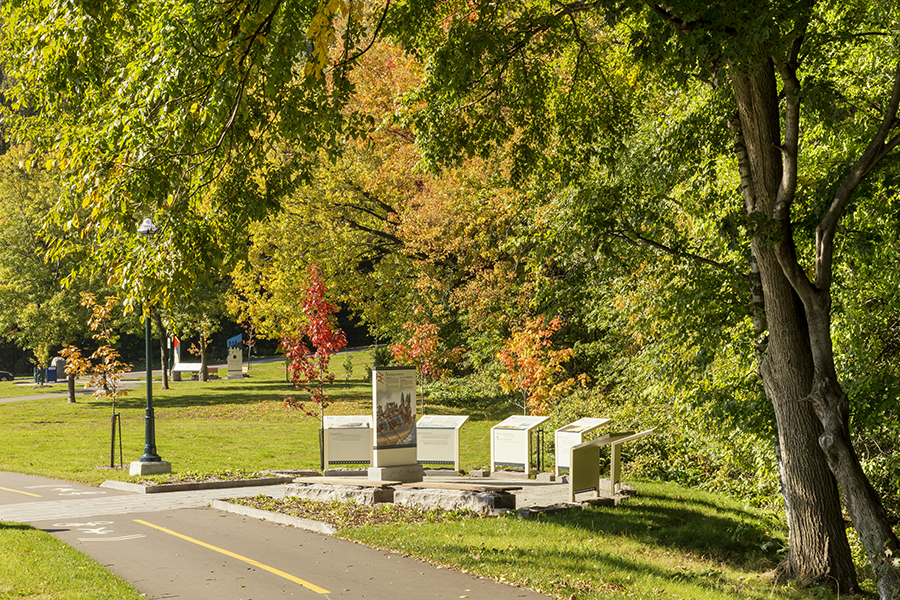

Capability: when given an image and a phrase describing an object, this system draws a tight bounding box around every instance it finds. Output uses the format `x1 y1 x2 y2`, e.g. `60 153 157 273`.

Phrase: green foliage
548 386 781 509
426 364 520 420
341 353 354 388
0 146 98 367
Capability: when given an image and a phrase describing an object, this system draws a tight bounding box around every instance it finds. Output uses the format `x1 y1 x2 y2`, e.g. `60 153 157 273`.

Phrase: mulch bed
230 495 483 529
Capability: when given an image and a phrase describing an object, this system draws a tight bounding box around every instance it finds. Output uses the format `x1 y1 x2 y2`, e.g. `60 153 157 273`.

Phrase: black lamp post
136 218 164 465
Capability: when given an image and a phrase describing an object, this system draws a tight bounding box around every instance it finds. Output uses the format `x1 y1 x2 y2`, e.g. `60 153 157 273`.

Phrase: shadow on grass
531 492 784 568
78 380 373 411
356 486 792 599
438 537 771 598
0 522 34 531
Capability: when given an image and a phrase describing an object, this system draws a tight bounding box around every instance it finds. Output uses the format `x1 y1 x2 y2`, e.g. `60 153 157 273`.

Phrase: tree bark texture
803 294 900 597
200 335 209 382
731 60 858 592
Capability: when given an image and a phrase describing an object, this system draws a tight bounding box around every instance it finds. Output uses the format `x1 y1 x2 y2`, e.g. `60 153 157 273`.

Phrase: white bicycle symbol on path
52 521 144 542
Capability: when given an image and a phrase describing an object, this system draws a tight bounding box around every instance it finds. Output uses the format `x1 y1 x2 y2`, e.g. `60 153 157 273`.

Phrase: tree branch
815 57 900 291
603 227 740 277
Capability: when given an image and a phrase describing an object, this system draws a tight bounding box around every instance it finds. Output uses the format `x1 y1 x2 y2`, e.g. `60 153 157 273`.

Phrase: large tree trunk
804 298 900 598
67 372 76 403
754 244 856 589
731 59 857 592
200 334 209 382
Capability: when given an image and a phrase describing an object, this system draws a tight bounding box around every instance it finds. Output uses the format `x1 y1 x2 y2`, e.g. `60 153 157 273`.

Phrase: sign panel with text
372 366 417 467
555 417 612 474
323 415 373 466
490 415 549 476
417 415 469 471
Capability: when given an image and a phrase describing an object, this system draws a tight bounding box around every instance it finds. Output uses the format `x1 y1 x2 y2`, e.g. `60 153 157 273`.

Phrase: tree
5 0 899 593
390 317 464 412
382 1 900 594
282 264 348 420
0 146 95 378
497 316 584 416
60 294 131 468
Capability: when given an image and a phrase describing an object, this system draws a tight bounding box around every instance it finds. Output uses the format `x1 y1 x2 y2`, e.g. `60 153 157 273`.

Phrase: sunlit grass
0 522 144 599
343 481 838 600
0 349 493 484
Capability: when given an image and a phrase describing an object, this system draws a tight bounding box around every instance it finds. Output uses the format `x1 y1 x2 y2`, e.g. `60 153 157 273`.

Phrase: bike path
0 472 549 600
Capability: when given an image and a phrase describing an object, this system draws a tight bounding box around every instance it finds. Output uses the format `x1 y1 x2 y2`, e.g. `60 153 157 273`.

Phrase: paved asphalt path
0 471 551 600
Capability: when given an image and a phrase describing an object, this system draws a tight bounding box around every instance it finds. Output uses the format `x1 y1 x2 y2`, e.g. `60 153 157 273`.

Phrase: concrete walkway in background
0 471 552 600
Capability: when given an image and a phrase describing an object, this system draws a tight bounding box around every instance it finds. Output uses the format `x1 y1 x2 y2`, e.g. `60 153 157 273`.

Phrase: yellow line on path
133 519 330 594
0 486 41 497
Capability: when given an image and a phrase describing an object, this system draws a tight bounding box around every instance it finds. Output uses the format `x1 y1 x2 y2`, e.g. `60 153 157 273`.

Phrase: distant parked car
0 371 13 381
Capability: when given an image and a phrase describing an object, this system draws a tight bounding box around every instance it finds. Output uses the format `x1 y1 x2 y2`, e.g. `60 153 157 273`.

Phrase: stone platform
283 472 635 514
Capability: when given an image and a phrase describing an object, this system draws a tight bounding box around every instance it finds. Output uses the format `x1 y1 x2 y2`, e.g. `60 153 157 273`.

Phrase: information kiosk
416 415 469 472
369 366 424 482
490 415 549 477
227 334 243 379
554 417 612 476
323 415 373 468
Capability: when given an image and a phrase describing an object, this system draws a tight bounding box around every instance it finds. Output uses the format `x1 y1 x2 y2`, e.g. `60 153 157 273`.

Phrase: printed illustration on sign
374 369 416 448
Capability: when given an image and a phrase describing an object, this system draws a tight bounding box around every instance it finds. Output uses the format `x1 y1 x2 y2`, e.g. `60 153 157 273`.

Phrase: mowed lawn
0 352 495 484
0 351 860 600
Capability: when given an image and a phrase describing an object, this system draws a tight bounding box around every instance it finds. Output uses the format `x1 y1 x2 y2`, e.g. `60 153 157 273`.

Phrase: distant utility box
227 334 243 379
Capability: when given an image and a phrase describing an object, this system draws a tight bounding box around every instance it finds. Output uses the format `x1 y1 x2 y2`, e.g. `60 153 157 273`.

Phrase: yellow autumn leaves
305 0 364 79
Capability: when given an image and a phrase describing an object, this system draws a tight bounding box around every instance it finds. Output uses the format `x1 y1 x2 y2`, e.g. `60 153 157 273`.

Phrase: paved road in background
0 472 550 600
1 355 287 404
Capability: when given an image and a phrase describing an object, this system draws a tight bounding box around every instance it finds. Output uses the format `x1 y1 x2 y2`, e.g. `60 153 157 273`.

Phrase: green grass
0 351 498 484
0 522 144 599
0 351 857 600
0 380 71 399
342 481 837 600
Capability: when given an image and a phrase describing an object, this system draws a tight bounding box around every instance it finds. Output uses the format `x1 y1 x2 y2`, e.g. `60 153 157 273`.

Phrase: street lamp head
137 218 158 237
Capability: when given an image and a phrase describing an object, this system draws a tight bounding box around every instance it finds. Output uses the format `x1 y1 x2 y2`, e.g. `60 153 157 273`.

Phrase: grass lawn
0 350 860 599
0 351 498 484
0 522 144 599
341 480 829 600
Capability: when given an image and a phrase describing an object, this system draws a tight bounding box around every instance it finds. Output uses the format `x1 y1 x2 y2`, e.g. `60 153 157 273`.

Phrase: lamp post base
129 460 172 476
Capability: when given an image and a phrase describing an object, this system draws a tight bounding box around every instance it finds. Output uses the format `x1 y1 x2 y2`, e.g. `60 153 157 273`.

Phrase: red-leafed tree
282 265 348 422
497 316 585 416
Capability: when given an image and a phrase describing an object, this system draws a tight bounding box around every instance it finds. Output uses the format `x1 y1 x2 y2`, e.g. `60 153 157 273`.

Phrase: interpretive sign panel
555 417 612 475
372 366 417 467
417 415 469 471
568 432 634 502
323 415 373 467
490 415 549 476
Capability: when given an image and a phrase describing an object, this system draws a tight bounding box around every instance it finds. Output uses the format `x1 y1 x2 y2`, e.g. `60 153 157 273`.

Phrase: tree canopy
2 0 899 596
